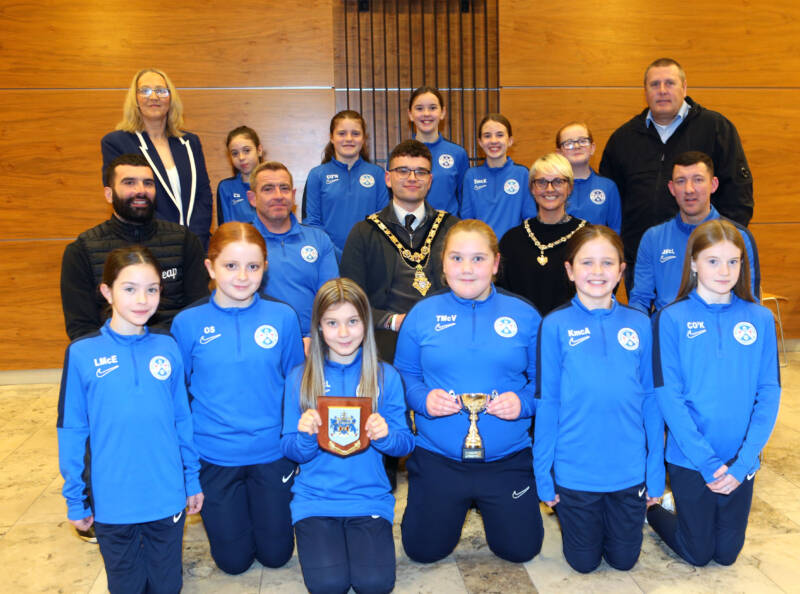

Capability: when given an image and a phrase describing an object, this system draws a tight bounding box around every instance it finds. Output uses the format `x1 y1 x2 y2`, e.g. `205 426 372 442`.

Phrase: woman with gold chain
497 153 588 315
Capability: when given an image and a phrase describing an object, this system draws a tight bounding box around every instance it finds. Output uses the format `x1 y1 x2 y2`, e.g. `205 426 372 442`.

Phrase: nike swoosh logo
474 184 487 190
434 323 456 332
512 486 530 499
232 198 244 204
282 471 294 484
198 334 221 344
686 329 707 339
746 472 756 481
660 255 676 263
568 336 590 347
638 487 646 497
95 365 119 378
173 511 183 523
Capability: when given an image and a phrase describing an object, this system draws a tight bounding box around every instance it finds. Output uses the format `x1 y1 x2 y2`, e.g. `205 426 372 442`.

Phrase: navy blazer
101 129 213 247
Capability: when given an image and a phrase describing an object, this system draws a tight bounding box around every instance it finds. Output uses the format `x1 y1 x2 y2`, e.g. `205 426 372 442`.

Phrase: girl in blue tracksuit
460 113 537 241
394 219 544 564
302 110 389 259
58 246 203 594
555 121 622 232
408 86 469 215
282 277 414 594
648 219 781 566
535 225 664 574
216 126 263 224
170 222 305 575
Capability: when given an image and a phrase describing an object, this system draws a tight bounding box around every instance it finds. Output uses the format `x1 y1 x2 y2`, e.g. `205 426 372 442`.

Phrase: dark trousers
647 463 755 566
295 515 396 594
199 457 295 574
402 447 543 563
555 483 647 573
95 512 185 594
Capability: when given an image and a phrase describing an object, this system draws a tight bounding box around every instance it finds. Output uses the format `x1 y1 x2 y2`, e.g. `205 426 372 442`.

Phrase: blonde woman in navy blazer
102 68 213 248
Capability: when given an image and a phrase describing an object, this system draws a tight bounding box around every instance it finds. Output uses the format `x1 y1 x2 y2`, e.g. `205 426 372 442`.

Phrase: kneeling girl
535 225 664 573
647 219 780 566
394 219 544 564
282 278 414 593
171 222 305 574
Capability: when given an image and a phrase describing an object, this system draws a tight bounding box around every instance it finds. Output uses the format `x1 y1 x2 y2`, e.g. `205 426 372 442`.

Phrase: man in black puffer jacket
600 57 753 287
61 153 209 341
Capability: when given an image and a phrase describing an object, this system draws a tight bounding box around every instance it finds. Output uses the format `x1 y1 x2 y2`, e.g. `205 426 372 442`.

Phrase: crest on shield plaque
317 396 372 456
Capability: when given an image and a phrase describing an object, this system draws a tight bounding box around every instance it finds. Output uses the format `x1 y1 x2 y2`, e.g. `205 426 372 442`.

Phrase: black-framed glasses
137 86 170 98
388 166 431 179
532 177 569 190
559 137 592 150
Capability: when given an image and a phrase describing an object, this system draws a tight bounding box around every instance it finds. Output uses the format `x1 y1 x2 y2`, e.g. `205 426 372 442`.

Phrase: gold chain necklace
368 210 447 296
523 218 586 266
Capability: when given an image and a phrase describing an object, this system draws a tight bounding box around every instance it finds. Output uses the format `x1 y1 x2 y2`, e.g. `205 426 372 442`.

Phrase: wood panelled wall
2 1 799 370
498 0 800 337
0 1 335 370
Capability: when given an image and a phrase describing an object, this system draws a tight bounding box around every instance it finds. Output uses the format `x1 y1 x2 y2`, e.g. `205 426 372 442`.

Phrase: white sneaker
661 491 675 513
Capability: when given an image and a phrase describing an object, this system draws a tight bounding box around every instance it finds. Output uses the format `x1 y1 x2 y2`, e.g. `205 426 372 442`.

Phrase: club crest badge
590 189 606 204
359 174 375 188
301 245 319 263
504 179 520 195
733 322 757 345
494 316 518 338
317 396 372 456
617 328 639 351
254 325 278 349
149 356 172 380
439 154 454 169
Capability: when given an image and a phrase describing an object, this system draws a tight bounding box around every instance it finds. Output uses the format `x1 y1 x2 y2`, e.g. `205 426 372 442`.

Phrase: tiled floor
2 355 799 593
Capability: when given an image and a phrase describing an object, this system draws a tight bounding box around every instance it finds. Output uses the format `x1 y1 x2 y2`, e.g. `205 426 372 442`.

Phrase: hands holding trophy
459 391 495 461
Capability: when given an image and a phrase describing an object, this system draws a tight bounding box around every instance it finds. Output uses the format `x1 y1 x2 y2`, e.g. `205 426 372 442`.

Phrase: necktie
404 213 416 233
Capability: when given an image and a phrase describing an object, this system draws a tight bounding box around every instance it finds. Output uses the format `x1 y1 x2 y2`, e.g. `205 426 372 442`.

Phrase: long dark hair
226 125 263 177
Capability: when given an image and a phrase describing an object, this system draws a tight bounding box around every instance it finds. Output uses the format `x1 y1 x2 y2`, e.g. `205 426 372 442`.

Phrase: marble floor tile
0 424 61 526
395 556 466 594
182 536 263 593
0 521 104 593
741 532 800 592
3 358 800 593
751 466 800 527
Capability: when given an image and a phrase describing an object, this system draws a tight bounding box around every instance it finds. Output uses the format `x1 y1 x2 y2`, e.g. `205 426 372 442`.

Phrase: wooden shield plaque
317 396 372 456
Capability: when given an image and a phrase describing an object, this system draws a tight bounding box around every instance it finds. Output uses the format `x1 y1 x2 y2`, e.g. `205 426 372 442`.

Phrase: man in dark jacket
600 57 753 286
61 153 209 341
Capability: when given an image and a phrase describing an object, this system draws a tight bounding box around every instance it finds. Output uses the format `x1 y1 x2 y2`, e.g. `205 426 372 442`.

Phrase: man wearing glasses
599 58 753 286
341 139 459 364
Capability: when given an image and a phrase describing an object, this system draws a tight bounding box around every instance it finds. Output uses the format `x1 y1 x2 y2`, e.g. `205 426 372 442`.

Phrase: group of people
55 57 778 594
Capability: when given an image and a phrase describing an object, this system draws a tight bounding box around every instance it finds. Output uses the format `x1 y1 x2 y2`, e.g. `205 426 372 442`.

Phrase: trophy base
462 446 485 462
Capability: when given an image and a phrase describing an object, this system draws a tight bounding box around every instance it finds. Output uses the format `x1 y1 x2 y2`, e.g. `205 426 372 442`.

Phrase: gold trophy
457 390 497 462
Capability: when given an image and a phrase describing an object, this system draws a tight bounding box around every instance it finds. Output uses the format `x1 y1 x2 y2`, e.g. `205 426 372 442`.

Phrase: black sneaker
76 525 97 543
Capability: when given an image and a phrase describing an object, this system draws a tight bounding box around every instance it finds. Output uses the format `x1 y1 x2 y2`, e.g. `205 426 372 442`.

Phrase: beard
112 188 155 223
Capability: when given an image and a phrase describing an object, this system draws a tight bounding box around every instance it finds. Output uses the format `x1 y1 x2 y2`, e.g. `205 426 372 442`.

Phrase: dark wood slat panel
0 242 70 370
0 1 334 89
499 0 800 88
500 88 799 225
0 89 334 239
